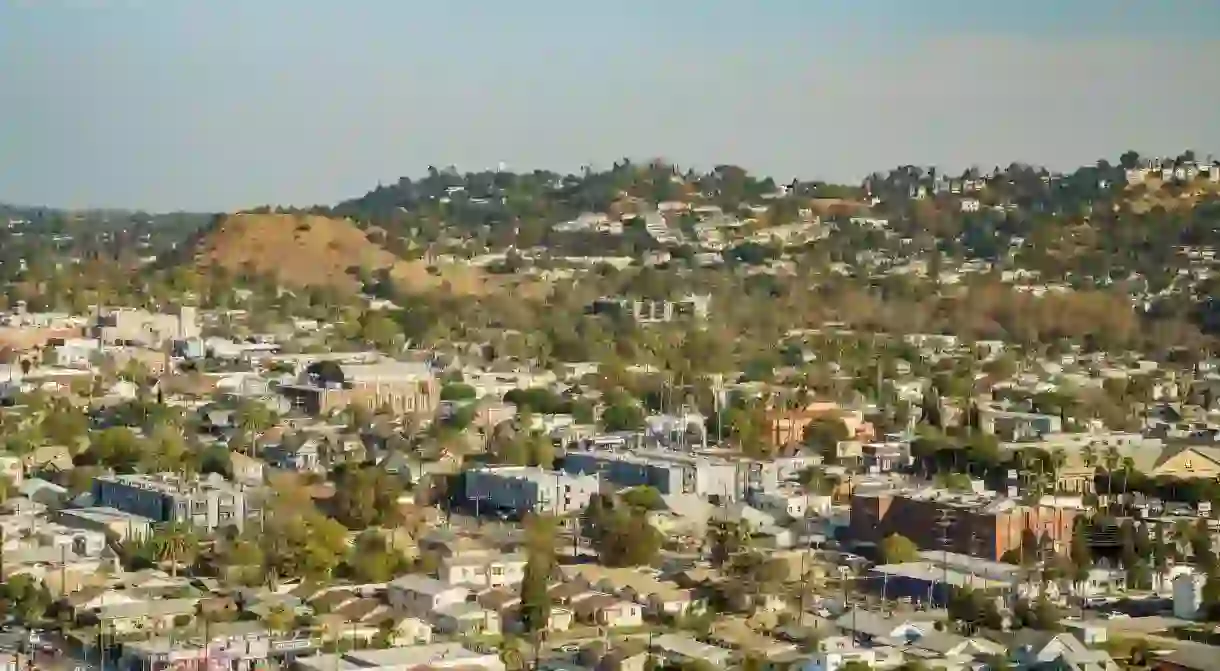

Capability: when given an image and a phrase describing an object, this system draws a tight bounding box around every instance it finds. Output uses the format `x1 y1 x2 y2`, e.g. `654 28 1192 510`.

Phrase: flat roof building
464 466 599 516
92 473 253 533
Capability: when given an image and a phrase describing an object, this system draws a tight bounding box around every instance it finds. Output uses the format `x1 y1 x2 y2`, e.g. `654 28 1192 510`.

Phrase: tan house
1151 446 1220 479
228 452 265 485
433 603 501 636
95 597 202 635
572 594 643 629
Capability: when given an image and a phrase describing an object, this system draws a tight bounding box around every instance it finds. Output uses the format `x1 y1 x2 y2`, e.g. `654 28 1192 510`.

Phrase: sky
2 1 1219 212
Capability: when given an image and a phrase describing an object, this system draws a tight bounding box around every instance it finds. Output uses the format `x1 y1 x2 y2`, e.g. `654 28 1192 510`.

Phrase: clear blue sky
2 1 1219 211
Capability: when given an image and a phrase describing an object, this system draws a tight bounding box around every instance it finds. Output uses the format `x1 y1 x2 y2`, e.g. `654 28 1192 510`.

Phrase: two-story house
437 551 528 589
387 575 471 620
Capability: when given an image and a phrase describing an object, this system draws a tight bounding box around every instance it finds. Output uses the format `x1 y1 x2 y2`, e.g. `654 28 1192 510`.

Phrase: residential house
438 551 528 589
799 636 878 671
293 642 504 671
1006 631 1120 671
572 594 643 628
433 603 501 636
95 597 202 635
387 575 471 620
229 451 266 485
264 439 323 473
650 634 734 669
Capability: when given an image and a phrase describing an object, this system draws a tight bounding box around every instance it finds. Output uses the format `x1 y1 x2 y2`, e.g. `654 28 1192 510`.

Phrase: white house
799 637 877 671
388 576 471 620
437 552 528 589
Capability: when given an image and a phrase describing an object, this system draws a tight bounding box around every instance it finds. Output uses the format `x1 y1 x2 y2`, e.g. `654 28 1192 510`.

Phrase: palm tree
154 524 197 578
1049 448 1067 492
1103 447 1121 510
1120 456 1136 500
1081 445 1096 470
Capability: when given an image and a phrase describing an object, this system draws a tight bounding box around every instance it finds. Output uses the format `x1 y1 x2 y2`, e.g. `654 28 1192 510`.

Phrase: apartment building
92 473 253 532
849 488 1078 561
279 360 439 416
589 294 711 323
91 306 199 347
463 466 599 516
562 448 740 501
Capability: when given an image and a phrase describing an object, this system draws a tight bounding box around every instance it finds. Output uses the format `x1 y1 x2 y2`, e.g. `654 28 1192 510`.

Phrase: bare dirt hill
193 213 489 295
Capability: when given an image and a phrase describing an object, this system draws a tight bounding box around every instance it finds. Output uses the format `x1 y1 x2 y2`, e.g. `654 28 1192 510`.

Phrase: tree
1016 596 1061 631
348 532 406 583
803 417 849 463
306 360 346 387
260 476 351 583
592 504 664 567
621 486 665 511
263 605 294 637
920 385 943 429
440 383 477 401
1070 518 1091 591
1193 518 1215 570
41 402 89 448
89 426 145 472
330 467 404 530
216 534 265 586
601 399 644 432
519 515 556 635
880 534 921 565
527 433 556 470
0 574 51 625
235 400 275 447
152 523 198 578
708 520 752 567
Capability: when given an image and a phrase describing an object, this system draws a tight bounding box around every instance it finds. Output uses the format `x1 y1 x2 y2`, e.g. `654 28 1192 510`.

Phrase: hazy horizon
3 1 1219 212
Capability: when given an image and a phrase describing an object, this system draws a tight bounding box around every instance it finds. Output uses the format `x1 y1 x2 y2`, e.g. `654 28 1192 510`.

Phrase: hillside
1125 177 1220 214
191 213 488 295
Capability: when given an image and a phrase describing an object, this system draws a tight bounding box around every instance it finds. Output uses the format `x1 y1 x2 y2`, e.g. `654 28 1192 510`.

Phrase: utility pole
936 509 954 608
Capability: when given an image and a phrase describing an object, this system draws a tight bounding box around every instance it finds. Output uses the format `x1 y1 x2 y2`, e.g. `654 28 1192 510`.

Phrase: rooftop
60 506 157 525
295 642 496 671
97 472 244 496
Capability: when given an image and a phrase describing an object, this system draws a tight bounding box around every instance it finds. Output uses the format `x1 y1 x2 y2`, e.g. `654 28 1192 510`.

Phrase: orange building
763 401 876 447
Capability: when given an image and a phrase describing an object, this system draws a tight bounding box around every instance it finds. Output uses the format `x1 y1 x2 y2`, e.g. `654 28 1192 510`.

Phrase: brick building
848 488 1078 561
280 361 439 416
